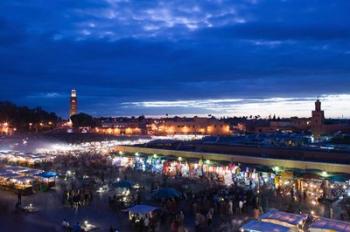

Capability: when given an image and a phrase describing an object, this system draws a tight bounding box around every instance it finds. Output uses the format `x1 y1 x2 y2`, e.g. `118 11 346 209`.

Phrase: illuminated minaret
69 89 77 117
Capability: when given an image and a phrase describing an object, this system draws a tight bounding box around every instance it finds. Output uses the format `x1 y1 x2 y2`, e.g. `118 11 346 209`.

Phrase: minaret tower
69 89 77 118
312 99 325 126
311 99 324 138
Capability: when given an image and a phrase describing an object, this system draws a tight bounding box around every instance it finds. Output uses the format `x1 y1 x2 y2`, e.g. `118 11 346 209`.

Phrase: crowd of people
62 189 93 209
14 148 345 231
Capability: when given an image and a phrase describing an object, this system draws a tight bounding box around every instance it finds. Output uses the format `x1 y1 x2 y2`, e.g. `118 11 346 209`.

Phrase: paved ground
0 183 129 231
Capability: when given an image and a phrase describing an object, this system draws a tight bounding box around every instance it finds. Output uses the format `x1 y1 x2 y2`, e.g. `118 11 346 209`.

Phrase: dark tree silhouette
70 113 98 128
0 101 59 131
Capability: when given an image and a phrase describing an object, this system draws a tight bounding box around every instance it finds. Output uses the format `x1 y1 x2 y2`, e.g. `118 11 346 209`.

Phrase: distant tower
311 99 324 138
69 89 77 118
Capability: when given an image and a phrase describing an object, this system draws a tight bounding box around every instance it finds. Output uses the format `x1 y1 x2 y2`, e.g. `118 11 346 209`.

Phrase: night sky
0 0 350 118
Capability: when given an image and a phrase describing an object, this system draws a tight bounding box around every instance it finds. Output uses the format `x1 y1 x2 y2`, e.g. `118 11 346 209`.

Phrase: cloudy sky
0 0 349 118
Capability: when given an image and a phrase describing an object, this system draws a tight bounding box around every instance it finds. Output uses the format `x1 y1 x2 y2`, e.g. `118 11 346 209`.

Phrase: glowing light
125 127 133 134
182 126 189 134
321 171 328 177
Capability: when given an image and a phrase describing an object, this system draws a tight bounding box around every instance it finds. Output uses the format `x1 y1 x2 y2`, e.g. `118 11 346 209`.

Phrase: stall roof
10 176 35 182
241 220 291 232
6 165 28 172
37 171 58 178
0 172 18 177
260 209 308 226
309 218 350 232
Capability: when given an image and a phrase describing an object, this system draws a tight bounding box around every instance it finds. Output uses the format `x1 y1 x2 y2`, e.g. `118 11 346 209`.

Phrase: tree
0 101 59 131
70 113 97 128
137 115 145 121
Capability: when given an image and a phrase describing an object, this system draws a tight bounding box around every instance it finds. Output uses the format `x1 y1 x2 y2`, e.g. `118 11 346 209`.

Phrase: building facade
147 117 231 136
94 116 231 136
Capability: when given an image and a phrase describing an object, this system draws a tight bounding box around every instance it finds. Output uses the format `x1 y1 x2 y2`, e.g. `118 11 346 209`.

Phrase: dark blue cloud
0 0 349 117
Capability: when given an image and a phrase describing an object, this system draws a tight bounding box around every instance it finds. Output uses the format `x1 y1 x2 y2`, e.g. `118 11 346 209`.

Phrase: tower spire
69 89 77 118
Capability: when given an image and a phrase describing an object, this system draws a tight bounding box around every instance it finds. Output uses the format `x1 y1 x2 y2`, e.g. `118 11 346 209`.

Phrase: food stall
36 171 58 188
9 176 36 194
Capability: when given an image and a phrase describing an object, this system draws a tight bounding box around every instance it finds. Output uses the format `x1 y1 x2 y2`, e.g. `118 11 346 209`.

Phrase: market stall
36 171 58 188
9 176 36 194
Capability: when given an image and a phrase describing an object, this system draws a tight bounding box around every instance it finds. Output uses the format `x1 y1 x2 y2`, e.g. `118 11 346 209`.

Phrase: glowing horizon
121 94 350 119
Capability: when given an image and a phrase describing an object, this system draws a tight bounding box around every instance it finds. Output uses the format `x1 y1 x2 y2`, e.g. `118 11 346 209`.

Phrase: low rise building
147 116 231 136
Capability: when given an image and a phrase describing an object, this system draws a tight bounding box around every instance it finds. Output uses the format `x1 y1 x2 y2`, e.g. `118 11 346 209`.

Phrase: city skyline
0 0 350 117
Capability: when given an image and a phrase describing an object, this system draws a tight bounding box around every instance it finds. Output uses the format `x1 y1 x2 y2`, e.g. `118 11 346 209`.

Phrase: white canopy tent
241 220 292 232
259 209 308 231
309 218 350 232
126 204 159 215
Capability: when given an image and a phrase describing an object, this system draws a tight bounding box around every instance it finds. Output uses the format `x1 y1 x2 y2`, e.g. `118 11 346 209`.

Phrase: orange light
114 128 120 135
182 126 189 134
166 126 175 134
151 124 157 130
207 126 213 133
224 125 230 133
125 128 132 134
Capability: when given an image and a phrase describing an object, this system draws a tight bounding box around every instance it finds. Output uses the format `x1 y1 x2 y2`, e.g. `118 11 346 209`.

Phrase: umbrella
153 187 181 199
113 180 135 189
126 204 159 215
